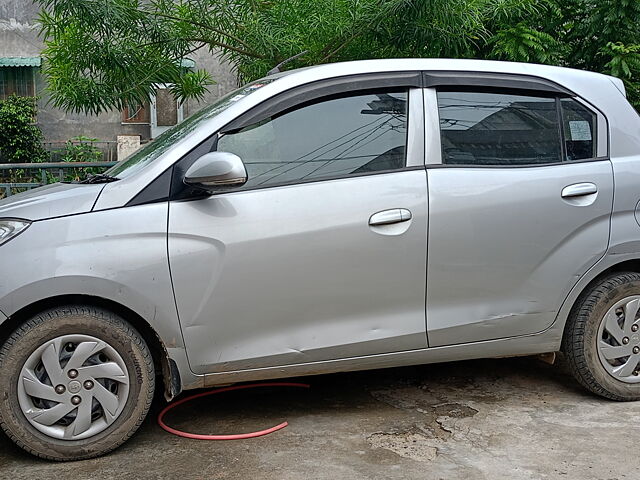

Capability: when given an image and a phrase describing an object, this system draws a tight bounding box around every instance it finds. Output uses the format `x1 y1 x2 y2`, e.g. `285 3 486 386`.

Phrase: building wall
0 0 237 143
183 48 240 117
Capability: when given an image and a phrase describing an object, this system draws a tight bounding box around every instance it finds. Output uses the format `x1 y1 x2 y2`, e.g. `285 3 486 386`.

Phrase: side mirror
184 151 247 191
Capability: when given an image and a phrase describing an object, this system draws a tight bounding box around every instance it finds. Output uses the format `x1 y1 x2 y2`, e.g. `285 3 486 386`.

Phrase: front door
425 89 614 346
168 86 428 374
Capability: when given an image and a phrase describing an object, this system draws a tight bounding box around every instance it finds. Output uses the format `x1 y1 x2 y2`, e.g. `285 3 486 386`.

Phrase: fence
0 161 117 198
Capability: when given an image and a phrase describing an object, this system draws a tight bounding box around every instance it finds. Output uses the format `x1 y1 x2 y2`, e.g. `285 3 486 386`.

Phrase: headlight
0 219 31 246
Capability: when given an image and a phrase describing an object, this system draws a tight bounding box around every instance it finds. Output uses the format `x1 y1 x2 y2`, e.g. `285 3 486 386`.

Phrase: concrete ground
0 356 635 479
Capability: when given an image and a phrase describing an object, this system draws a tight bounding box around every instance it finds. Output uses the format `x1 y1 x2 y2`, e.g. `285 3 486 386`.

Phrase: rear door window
437 91 562 166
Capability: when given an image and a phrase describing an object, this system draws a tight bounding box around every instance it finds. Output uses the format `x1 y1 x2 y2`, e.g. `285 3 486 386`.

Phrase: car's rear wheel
0 305 154 460
564 272 640 400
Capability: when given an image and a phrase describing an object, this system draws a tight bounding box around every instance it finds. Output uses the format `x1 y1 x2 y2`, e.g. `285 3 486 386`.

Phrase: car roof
267 58 624 97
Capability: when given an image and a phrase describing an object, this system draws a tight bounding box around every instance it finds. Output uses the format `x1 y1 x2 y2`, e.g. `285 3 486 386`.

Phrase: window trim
424 157 611 169
197 165 427 197
429 87 606 168
423 71 575 96
221 71 422 133
556 97 568 163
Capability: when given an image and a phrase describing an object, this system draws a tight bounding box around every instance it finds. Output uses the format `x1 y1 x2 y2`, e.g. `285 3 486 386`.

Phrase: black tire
0 305 155 461
563 272 640 401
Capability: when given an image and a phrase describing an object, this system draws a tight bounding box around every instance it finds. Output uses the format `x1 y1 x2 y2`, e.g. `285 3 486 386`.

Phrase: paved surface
0 356 636 479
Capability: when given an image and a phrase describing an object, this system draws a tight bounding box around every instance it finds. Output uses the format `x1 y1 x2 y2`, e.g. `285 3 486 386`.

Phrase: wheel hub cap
597 295 640 383
67 380 81 394
17 334 130 441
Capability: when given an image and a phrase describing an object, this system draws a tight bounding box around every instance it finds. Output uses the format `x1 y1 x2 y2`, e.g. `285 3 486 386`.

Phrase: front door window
217 91 409 188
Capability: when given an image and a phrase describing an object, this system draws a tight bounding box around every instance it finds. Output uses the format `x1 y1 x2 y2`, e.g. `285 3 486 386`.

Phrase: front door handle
561 182 597 198
369 209 412 226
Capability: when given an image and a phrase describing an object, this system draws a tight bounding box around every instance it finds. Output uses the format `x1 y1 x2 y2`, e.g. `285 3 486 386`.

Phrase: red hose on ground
157 382 310 440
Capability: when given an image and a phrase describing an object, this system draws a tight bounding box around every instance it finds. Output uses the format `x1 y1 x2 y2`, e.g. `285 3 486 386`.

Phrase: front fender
0 275 182 348
0 205 204 390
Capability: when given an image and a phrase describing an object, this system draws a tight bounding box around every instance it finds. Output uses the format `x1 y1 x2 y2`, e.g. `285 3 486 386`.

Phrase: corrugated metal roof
2 57 188 68
0 57 42 67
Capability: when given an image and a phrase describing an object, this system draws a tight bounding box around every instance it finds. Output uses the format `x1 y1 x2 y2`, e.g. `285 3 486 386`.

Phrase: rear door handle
561 182 597 198
369 209 412 226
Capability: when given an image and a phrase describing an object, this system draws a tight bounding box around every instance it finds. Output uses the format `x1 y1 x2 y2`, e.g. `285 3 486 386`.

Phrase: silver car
1 59 639 460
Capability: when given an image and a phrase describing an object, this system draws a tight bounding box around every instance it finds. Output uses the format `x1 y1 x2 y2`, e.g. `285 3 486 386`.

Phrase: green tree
37 0 640 114
555 0 640 107
0 95 47 163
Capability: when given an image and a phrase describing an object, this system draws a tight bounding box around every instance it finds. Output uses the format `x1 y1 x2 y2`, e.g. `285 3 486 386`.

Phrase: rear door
168 78 429 374
424 86 613 346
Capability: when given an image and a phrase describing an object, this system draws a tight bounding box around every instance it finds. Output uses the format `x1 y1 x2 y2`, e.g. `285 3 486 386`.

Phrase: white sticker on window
569 121 592 141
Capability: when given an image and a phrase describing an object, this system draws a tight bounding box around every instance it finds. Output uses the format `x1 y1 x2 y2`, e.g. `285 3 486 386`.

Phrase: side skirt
201 329 562 388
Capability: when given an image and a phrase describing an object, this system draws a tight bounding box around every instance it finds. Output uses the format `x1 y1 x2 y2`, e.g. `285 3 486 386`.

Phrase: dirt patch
432 403 478 419
367 432 438 462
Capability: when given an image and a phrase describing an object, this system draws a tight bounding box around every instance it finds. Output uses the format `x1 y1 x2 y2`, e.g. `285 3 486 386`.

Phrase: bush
56 136 103 163
0 95 47 163
48 136 104 182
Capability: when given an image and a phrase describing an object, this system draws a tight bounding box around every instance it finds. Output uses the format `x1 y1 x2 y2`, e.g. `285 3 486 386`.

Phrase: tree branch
150 11 265 59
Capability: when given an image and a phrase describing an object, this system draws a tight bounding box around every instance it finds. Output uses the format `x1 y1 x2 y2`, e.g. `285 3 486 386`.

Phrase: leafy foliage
489 23 561 63
0 95 47 163
54 136 103 163
36 0 640 113
48 136 105 182
536 0 640 108
0 97 109 194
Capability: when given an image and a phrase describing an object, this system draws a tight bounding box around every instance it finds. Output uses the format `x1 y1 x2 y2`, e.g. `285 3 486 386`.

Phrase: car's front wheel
0 305 154 460
564 272 640 401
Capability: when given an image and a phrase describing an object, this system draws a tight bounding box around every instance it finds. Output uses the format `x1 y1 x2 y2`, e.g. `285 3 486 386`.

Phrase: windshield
107 79 274 179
